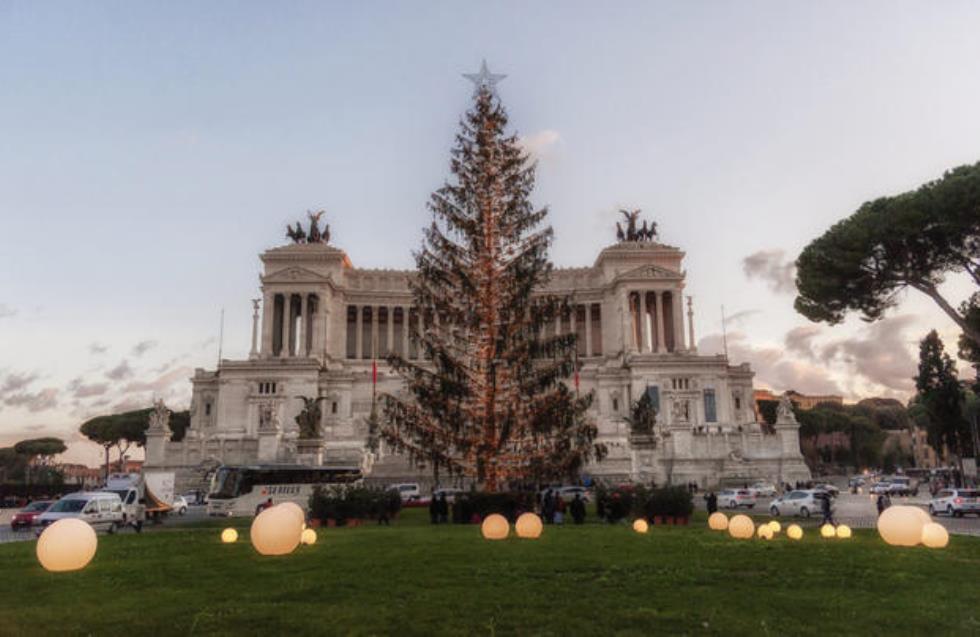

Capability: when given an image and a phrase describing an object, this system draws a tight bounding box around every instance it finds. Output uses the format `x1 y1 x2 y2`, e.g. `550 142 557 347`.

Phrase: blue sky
2 2 979 463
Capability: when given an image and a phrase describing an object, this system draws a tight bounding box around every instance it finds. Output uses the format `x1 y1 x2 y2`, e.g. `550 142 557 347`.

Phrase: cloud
122 366 193 395
105 360 134 381
818 315 919 393
784 325 823 360
68 377 110 399
0 371 41 398
518 129 561 159
742 250 797 294
3 387 59 412
131 340 158 357
0 304 16 319
89 342 108 355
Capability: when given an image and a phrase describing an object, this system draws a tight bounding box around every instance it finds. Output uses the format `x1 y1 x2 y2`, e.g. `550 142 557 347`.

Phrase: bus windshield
210 468 243 499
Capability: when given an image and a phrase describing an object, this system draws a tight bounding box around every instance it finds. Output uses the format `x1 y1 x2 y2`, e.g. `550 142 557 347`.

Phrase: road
0 504 211 544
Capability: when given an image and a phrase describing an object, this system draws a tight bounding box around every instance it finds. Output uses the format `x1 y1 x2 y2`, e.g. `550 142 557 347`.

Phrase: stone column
249 298 260 359
297 294 308 357
585 303 593 357
371 305 380 359
321 304 330 360
672 290 685 352
260 292 274 357
655 291 667 354
386 306 394 357
638 291 649 352
279 295 289 358
621 292 632 353
356 305 363 359
402 306 410 358
687 296 697 353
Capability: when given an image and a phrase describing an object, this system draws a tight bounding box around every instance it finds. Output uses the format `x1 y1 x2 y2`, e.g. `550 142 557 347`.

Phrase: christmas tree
378 78 605 491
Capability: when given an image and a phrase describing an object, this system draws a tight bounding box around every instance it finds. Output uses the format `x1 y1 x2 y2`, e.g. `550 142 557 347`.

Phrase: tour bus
207 464 362 517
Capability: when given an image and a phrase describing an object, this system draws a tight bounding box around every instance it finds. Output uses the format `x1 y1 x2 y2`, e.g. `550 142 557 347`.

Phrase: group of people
428 493 450 524
538 490 587 525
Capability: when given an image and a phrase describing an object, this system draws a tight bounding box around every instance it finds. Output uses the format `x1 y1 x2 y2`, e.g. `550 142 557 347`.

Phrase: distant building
58 464 102 488
754 389 844 421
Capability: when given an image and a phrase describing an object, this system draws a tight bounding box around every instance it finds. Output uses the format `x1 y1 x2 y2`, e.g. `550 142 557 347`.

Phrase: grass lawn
2 509 979 636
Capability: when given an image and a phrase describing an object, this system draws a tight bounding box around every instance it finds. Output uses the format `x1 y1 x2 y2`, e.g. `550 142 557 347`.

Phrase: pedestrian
255 497 273 516
820 492 834 526
543 489 555 524
554 494 566 525
570 494 586 524
876 494 887 516
596 493 606 522
429 492 439 524
704 491 718 514
437 493 449 524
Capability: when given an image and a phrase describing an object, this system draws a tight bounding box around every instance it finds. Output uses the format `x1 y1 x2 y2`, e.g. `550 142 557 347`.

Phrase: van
36 492 125 534
389 483 422 503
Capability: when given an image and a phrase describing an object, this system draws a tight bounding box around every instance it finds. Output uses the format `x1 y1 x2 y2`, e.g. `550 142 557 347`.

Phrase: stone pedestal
297 438 324 466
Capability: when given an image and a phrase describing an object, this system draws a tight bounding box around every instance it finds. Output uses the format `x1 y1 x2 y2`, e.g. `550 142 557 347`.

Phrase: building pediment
262 266 336 286
613 264 684 283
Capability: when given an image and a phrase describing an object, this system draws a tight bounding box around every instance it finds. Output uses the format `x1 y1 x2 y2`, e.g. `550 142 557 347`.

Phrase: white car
718 489 757 509
36 492 125 534
172 495 189 515
431 488 464 503
555 486 591 503
929 489 979 517
768 490 824 518
390 483 422 502
870 482 892 495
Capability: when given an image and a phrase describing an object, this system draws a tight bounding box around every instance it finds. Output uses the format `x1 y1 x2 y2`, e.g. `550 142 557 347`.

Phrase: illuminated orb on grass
481 514 509 540
877 505 928 547
300 528 317 545
727 514 754 540
708 512 728 531
36 518 97 572
515 513 543 539
836 524 852 539
820 524 836 538
921 522 949 549
250 505 303 556
787 524 803 540
756 524 773 540
768 520 781 534
220 528 238 543
632 519 649 534
278 502 306 527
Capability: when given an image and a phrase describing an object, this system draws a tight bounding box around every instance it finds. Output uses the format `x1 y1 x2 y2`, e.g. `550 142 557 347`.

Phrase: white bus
206 464 361 517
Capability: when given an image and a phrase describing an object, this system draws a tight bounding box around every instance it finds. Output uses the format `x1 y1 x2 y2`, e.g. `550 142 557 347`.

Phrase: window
644 386 660 412
734 396 742 410
257 382 278 395
331 401 338 415
205 402 212 416
703 389 717 423
612 397 619 412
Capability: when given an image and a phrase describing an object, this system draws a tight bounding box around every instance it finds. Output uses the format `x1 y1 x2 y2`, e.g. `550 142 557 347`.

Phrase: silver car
929 489 979 517
768 490 823 518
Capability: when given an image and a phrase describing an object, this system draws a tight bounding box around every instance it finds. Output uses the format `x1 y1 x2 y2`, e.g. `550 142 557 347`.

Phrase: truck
102 470 176 530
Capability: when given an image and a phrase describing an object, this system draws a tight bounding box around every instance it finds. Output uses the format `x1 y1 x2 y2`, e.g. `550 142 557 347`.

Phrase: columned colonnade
624 289 686 353
260 292 326 358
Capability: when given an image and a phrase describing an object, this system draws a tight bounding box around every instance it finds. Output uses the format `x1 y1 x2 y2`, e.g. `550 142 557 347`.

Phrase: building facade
145 229 810 491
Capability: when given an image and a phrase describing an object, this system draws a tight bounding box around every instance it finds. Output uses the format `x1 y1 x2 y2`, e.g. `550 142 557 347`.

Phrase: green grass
2 509 979 636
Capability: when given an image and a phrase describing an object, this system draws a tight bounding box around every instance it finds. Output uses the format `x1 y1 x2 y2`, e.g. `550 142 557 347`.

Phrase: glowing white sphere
820 524 836 538
220 528 238 543
633 518 649 534
768 520 781 534
278 502 306 527
728 514 754 540
757 524 773 540
36 518 98 572
250 505 303 556
921 522 949 549
481 514 509 540
877 505 927 547
300 528 317 545
708 512 728 531
836 524 852 539
515 513 543 539
787 524 803 540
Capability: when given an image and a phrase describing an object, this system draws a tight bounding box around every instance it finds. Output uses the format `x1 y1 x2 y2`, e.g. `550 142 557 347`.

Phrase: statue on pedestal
147 399 170 433
294 396 325 439
285 210 332 245
776 394 797 424
616 209 659 242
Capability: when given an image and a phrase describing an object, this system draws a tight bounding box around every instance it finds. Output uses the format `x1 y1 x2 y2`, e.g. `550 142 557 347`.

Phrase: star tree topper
463 59 506 97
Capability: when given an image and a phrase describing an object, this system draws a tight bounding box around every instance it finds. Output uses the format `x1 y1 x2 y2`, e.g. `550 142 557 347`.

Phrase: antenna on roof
217 307 225 367
721 304 729 359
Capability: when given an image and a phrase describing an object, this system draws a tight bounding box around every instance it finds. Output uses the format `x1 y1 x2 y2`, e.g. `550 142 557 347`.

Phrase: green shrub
309 485 401 524
451 491 535 523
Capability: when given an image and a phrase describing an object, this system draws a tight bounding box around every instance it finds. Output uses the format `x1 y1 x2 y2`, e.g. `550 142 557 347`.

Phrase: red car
10 500 53 530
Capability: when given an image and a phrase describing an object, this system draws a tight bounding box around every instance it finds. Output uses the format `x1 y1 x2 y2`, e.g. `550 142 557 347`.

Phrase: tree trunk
911 281 980 345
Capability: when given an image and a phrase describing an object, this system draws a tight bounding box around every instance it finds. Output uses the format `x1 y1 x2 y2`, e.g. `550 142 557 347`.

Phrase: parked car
35 492 125 534
431 487 464 503
555 486 591 503
814 483 839 497
749 483 777 498
390 483 422 503
886 477 916 496
848 476 866 488
182 490 207 505
929 489 980 517
768 490 824 518
870 482 892 495
172 495 189 515
718 489 757 509
10 500 53 530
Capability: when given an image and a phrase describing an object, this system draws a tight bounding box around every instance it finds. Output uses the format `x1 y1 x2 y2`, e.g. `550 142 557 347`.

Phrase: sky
1 1 979 466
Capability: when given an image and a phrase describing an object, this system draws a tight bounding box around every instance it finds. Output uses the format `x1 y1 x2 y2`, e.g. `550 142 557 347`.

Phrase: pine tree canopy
379 87 606 491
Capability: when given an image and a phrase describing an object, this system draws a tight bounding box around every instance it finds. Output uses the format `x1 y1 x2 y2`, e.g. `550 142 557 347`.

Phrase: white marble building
145 230 810 490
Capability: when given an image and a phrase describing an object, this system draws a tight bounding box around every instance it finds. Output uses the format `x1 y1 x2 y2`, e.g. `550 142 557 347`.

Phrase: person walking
429 493 439 524
437 493 449 524
542 490 555 524
570 494 586 525
820 492 835 526
704 491 718 515
554 494 566 525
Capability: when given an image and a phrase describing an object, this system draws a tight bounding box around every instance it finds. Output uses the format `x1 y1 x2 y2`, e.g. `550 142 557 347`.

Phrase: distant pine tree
915 330 969 459
378 86 605 491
